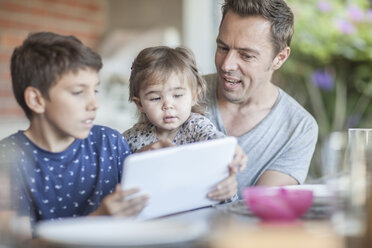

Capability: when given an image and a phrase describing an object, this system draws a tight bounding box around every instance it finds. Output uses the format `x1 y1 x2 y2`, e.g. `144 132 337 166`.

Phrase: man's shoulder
277 88 317 127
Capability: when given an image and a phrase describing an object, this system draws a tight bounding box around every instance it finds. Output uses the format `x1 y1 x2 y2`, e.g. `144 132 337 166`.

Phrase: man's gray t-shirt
204 74 318 197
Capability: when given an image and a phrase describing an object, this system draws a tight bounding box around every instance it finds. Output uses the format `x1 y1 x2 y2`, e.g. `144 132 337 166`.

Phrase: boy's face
134 72 195 139
42 68 99 140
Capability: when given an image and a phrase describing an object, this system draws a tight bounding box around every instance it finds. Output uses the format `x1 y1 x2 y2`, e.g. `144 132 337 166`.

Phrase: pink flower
336 19 356 34
347 4 364 22
317 0 332 13
311 69 335 91
366 9 372 22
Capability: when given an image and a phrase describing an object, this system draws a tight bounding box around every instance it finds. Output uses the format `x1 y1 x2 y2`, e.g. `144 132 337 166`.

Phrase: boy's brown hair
10 32 102 120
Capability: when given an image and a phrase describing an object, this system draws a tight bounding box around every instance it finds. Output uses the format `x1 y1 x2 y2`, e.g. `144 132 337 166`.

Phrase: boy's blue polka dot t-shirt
0 125 131 223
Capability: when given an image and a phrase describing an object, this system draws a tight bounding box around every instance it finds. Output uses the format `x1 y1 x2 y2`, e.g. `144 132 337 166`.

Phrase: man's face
42 68 100 140
215 11 277 104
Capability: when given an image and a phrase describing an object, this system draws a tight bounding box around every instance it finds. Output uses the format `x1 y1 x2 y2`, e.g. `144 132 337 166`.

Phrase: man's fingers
229 145 247 173
207 174 237 201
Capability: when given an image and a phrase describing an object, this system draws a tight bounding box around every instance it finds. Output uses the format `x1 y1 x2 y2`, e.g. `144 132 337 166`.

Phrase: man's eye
150 97 161 101
217 46 228 52
241 53 253 60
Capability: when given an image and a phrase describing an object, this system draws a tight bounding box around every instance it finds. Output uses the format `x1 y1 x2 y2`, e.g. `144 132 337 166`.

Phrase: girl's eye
72 91 83 95
150 97 161 101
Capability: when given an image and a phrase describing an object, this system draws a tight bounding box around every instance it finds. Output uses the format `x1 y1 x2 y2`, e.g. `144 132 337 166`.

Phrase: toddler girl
123 46 225 152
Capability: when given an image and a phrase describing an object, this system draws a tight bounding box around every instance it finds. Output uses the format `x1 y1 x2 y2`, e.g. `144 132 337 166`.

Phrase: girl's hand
91 185 149 217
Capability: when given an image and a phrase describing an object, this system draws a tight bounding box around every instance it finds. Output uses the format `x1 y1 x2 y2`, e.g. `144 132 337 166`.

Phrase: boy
0 32 149 228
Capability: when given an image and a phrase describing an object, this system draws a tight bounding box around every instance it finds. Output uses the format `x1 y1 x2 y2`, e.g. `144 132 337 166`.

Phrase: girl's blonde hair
129 46 207 124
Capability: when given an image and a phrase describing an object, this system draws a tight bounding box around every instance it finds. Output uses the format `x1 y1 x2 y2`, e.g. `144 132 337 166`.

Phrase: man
205 0 318 196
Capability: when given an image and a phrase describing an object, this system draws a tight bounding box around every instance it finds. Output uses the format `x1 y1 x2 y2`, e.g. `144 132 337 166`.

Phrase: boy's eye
174 94 183 98
94 89 99 94
150 97 161 101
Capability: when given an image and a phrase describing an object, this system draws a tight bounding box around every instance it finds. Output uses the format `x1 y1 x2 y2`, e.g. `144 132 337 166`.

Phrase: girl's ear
24 86 45 114
132 96 145 112
192 87 200 106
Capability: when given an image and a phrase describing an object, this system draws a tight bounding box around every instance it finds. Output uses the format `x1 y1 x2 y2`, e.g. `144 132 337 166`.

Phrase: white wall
182 0 222 75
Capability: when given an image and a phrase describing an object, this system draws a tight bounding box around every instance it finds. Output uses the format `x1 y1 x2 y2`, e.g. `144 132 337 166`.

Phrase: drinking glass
322 129 372 236
321 132 349 227
332 128 372 236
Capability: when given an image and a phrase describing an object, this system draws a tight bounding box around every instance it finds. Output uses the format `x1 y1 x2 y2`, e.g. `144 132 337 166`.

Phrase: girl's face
133 72 196 140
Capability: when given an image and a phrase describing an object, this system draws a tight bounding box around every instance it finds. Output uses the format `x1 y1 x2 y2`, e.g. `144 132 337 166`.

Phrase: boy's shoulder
0 131 26 163
0 131 24 149
89 125 123 139
89 125 129 148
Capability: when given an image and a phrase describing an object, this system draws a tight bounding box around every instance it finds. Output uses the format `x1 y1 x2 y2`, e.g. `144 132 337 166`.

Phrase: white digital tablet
121 137 237 220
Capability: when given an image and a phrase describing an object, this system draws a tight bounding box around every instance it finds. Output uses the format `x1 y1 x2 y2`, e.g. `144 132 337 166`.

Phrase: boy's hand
207 167 237 201
136 138 174 153
229 145 247 173
91 185 149 217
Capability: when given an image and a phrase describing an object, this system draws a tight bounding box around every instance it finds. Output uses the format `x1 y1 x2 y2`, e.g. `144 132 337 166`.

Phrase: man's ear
132 96 144 112
272 46 291 70
24 86 45 114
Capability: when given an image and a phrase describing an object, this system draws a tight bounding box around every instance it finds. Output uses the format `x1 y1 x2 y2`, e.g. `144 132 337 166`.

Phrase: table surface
163 201 346 248
21 200 347 248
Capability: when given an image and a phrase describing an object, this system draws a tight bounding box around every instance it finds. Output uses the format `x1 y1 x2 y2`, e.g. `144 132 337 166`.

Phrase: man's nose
221 50 238 72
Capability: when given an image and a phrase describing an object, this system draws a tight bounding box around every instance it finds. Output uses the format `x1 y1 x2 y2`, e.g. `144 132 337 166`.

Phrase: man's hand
136 139 174 153
207 167 237 201
90 185 149 217
229 144 247 173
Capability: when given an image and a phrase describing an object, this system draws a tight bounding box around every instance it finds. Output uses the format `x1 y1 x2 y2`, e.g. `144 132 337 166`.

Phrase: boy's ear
24 86 46 114
132 96 144 112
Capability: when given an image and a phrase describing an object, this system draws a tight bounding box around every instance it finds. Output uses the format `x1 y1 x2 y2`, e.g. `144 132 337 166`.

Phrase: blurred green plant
277 0 372 178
